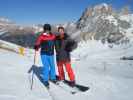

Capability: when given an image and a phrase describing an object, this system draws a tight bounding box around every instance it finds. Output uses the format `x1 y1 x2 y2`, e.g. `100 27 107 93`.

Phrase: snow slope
0 40 133 100
72 40 133 60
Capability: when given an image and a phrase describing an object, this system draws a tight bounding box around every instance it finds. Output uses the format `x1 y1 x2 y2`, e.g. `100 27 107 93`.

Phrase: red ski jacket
34 33 56 55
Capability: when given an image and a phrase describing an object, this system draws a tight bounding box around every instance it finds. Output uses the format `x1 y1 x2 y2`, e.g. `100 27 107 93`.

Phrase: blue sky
0 0 133 25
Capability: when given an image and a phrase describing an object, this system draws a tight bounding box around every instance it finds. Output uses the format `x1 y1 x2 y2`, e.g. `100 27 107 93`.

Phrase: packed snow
0 40 133 100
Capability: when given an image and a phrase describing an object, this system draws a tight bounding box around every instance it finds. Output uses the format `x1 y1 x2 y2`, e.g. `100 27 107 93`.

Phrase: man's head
43 24 51 33
58 26 64 33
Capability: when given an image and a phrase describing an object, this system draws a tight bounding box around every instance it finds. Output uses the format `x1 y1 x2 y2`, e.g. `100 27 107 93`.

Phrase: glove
34 45 40 51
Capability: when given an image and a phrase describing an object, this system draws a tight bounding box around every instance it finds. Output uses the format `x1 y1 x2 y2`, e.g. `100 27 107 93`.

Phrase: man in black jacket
55 26 77 86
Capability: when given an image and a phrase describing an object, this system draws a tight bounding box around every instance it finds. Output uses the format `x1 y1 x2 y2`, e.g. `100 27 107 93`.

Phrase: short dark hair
43 24 51 31
58 26 64 32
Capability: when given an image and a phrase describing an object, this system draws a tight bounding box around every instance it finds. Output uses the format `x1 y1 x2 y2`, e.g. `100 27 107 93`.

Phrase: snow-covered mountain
0 17 37 48
0 17 12 35
70 4 133 62
0 17 36 33
70 3 133 44
0 17 13 24
0 17 17 31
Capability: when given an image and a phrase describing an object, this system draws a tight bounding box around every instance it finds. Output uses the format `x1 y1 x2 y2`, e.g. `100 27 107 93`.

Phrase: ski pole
30 50 37 90
34 50 37 65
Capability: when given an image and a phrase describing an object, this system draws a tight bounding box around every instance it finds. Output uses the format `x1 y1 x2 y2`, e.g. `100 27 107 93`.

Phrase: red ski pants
57 61 75 81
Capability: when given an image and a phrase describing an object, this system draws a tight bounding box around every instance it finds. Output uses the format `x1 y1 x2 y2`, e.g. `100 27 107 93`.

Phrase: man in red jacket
34 24 57 87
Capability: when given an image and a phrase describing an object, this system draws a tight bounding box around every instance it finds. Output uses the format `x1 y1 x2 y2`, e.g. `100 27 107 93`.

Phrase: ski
50 80 77 94
50 79 89 94
63 80 89 92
